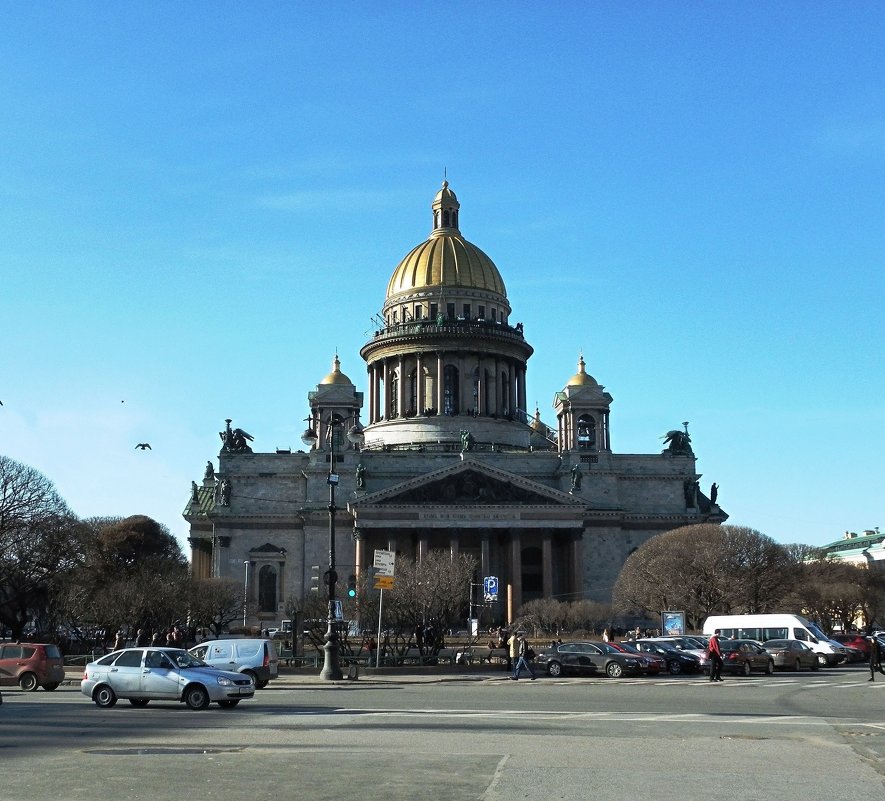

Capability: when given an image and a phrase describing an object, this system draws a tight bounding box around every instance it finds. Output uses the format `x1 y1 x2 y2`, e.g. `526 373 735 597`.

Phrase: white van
702 614 844 667
189 639 279 688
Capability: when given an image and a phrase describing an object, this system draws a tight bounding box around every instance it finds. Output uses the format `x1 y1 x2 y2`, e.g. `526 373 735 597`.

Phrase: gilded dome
568 354 599 388
386 181 507 301
319 355 353 386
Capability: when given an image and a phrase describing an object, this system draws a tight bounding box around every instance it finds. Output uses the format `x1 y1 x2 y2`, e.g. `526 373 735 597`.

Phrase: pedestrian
868 636 881 682
113 630 126 651
150 631 162 647
602 626 611 643
708 629 724 682
135 628 150 648
511 632 536 681
506 629 518 673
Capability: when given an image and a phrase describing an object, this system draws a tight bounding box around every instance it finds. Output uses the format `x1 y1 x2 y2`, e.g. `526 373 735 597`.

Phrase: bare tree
613 524 793 629
384 550 478 653
188 578 248 636
0 455 84 637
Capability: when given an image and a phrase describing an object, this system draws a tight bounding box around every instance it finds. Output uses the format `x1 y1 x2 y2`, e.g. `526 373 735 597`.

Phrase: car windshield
163 649 209 669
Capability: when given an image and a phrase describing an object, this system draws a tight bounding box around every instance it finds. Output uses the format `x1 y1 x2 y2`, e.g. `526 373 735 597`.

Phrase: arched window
501 371 510 416
258 565 277 613
443 365 459 415
443 209 450 226
577 415 597 450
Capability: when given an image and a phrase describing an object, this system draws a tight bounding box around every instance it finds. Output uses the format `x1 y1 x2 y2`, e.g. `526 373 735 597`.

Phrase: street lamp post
302 412 363 681
243 560 249 629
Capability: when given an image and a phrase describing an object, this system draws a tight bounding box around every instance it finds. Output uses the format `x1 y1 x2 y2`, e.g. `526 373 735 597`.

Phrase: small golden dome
530 406 544 431
568 354 599 387
319 354 353 386
386 182 507 301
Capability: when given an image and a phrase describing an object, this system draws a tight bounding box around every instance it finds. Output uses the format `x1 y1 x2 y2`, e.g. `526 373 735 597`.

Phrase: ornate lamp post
302 413 364 681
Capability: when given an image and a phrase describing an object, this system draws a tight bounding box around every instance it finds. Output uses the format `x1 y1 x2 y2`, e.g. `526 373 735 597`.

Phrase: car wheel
243 670 258 686
256 679 268 689
185 685 210 710
547 661 562 678
668 660 682 675
742 661 751 677
606 661 624 678
766 660 774 675
218 700 240 708
42 682 60 691
129 699 150 707
94 685 117 708
816 653 828 667
19 672 38 692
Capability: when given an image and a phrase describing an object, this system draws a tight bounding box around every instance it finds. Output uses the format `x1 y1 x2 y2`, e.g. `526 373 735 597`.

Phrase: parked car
189 638 278 688
535 641 643 678
633 641 702 675
81 647 255 710
762 639 820 671
830 633 871 659
0 642 65 691
645 636 709 668
610 642 666 674
717 639 775 676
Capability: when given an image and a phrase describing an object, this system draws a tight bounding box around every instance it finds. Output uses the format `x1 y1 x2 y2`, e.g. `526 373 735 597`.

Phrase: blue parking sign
483 576 498 601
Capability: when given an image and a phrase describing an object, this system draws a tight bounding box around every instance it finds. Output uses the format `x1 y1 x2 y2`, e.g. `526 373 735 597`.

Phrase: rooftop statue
220 419 254 454
662 429 693 457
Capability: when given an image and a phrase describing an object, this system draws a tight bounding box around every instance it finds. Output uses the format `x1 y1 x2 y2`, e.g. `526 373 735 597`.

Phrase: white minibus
702 614 842 666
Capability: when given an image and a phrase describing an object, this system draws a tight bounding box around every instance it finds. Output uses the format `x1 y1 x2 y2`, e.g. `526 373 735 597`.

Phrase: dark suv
0 643 65 691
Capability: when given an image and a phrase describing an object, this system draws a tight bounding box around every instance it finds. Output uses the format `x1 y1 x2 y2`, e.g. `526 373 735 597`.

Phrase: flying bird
135 443 152 450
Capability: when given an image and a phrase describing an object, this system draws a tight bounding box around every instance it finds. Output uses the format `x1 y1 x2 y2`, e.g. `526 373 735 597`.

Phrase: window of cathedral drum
491 308 497 322
389 374 399 417
446 302 455 320
463 304 470 319
443 209 450 226
258 565 277 613
577 415 597 450
430 303 438 320
478 305 485 319
443 365 459 415
408 370 417 414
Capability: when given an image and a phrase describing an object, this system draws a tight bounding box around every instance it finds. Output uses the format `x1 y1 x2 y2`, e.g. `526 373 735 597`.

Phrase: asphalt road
2 664 884 801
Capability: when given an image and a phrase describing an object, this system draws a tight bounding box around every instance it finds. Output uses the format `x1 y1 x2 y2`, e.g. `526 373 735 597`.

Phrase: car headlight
216 676 234 686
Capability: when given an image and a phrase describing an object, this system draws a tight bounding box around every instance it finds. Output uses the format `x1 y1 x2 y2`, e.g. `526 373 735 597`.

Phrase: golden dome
386 182 507 301
568 354 599 388
319 354 353 386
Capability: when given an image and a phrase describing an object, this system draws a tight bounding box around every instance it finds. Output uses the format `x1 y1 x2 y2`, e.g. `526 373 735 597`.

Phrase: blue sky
1 3 882 551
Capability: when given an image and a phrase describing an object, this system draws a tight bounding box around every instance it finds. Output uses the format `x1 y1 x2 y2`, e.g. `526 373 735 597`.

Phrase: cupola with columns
360 182 535 451
553 354 613 452
302 354 364 452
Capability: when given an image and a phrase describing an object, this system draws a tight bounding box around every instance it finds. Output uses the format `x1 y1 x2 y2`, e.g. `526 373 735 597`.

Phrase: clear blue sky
2 3 882 551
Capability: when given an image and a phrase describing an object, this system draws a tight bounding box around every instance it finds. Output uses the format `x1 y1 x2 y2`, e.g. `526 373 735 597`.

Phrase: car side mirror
809 635 818 643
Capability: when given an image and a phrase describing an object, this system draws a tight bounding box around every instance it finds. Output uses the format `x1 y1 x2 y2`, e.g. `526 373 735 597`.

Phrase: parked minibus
702 614 844 666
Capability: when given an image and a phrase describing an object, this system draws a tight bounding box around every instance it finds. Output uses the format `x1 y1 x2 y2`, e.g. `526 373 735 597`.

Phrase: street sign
483 576 498 601
374 549 395 577
373 575 394 590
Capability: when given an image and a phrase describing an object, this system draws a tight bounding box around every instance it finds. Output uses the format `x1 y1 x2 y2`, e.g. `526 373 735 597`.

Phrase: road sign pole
375 589 384 669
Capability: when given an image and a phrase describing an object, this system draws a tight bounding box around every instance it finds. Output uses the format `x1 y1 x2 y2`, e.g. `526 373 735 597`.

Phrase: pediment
351 457 584 508
250 542 285 554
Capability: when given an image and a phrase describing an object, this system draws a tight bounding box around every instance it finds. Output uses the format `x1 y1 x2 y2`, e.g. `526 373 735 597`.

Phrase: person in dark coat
868 636 881 681
708 629 724 682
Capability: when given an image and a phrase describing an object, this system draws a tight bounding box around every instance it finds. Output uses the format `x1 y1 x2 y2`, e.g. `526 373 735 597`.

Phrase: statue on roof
204 461 215 481
662 429 693 457
220 419 254 454
356 463 366 490
460 429 475 452
570 463 583 492
216 477 232 507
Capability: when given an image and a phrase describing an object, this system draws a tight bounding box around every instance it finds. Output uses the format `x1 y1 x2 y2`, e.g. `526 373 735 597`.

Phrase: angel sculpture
219 419 254 453
661 429 693 457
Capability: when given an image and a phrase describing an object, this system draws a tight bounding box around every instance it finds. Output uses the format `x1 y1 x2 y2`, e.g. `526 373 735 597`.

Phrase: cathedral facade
184 182 726 628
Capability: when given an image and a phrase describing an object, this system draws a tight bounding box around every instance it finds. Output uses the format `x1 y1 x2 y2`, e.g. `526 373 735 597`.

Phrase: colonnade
366 353 528 423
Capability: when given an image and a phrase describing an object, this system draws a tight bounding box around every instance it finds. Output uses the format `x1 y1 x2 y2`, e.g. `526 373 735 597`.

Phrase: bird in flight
135 443 152 450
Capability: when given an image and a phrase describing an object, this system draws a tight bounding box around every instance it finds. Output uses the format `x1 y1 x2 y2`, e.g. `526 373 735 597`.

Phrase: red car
609 641 665 675
830 633 870 659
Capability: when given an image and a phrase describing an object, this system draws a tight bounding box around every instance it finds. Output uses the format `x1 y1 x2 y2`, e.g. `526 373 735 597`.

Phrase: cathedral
184 182 727 628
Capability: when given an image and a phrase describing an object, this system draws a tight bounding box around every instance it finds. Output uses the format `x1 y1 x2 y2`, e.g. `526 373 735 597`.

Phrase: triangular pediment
351 457 585 508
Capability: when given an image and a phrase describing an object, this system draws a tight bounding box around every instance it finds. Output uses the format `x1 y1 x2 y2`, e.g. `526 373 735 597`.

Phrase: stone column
436 352 444 412
367 364 375 423
571 531 584 600
382 359 389 420
542 532 553 599
449 536 459 559
416 353 424 413
397 355 405 417
418 535 429 563
517 364 527 420
481 535 490 581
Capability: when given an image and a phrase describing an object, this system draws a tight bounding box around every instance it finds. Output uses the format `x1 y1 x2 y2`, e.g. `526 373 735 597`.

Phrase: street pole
243 560 249 629
320 420 343 681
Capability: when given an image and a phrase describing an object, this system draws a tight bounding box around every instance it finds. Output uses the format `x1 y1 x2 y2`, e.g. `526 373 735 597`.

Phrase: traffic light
309 565 320 593
347 574 357 598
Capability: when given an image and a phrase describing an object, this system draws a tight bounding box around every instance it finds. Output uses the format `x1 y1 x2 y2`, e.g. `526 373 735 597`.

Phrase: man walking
868 635 881 682
511 632 536 680
708 629 724 682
